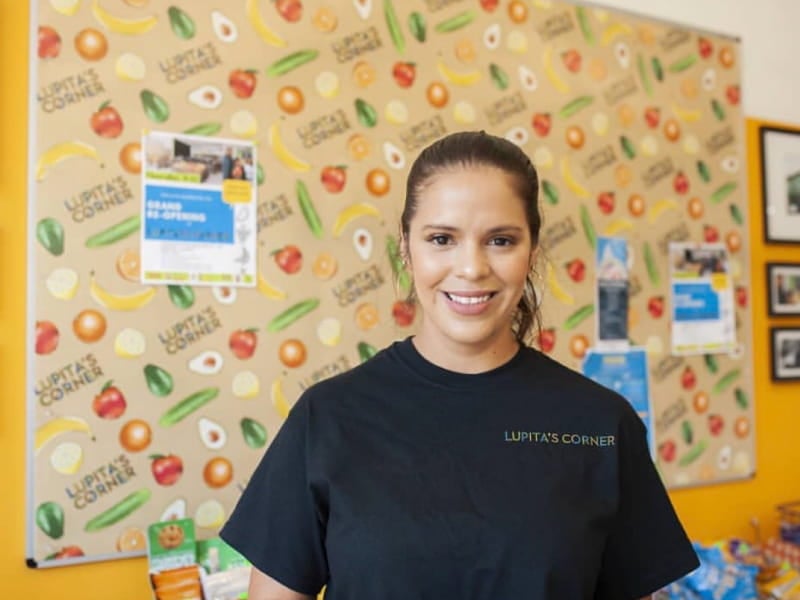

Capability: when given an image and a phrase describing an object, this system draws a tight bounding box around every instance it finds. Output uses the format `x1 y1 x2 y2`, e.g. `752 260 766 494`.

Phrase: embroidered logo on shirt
503 431 616 447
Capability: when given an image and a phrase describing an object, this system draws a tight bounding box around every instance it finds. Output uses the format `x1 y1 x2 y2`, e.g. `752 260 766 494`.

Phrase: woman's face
405 165 534 355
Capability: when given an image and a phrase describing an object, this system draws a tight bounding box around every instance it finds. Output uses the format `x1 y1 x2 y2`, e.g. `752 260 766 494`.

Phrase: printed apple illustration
229 328 258 359
276 0 302 22
479 0 499 11
647 296 665 319
703 224 720 243
35 320 59 355
708 414 724 436
538 328 556 353
726 85 741 105
93 381 127 419
680 366 697 390
392 62 416 88
38 25 61 59
320 165 347 193
597 191 615 214
48 546 85 560
644 106 660 128
531 113 552 137
735 286 747 308
90 101 123 139
698 37 713 59
229 69 257 99
673 171 689 195
392 300 416 327
658 439 676 463
561 49 582 73
273 245 303 274
566 258 586 283
150 454 183 486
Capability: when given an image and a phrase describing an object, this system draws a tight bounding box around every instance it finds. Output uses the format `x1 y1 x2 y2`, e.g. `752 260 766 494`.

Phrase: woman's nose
455 243 490 279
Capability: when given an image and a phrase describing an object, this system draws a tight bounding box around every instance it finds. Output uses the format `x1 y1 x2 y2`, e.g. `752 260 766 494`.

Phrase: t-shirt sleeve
220 394 328 595
595 405 699 599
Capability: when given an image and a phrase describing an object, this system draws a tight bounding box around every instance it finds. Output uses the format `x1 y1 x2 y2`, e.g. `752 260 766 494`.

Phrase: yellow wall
2 2 798 598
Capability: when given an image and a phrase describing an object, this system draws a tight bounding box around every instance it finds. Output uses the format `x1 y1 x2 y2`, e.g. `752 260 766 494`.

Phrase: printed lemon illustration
453 101 477 124
50 0 80 16
114 328 147 358
315 71 340 98
195 499 225 529
115 53 146 81
232 370 260 399
385 100 409 125
50 441 83 475
317 317 342 347
230 110 258 138
46 268 79 301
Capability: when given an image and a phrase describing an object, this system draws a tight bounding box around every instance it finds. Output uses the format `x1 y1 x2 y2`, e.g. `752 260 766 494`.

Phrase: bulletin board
27 0 754 566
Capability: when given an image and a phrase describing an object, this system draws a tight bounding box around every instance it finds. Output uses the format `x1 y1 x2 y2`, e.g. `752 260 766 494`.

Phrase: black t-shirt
221 338 698 599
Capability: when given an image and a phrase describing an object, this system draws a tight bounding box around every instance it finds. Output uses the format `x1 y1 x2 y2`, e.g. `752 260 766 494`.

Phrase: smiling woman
220 131 699 600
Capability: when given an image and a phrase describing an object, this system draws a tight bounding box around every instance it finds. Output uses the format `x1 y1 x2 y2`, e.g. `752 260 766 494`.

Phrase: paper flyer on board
582 349 654 456
669 243 736 355
141 131 256 287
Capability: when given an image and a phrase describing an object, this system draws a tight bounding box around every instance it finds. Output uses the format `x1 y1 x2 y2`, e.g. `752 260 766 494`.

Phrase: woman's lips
442 291 495 315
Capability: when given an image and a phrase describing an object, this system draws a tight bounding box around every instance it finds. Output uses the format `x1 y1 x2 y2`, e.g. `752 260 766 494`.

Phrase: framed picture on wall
761 126 800 244
767 263 800 316
771 327 800 381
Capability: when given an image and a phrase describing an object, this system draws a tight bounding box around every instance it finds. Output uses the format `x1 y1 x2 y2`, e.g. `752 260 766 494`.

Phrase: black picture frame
770 327 800 381
760 126 800 244
767 262 800 316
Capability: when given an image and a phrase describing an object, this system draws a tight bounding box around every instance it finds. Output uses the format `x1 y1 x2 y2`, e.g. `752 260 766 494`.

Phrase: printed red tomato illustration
561 49 582 73
735 286 747 308
726 85 741 105
597 191 615 214
392 62 416 88
479 0 499 12
320 165 347 193
228 69 257 99
150 454 183 486
229 328 258 359
531 113 552 137
48 546 85 560
644 106 660 128
273 245 303 274
38 25 61 59
35 320 59 355
673 171 689 195
698 37 713 59
658 440 676 463
90 101 123 139
538 328 556 353
275 0 303 22
566 259 586 283
703 224 720 243
647 296 665 319
708 414 724 436
93 381 127 420
392 300 416 327
680 366 697 390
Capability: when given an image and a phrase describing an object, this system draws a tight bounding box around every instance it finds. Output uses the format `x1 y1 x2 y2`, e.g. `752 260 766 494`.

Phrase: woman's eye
490 237 514 246
429 234 451 245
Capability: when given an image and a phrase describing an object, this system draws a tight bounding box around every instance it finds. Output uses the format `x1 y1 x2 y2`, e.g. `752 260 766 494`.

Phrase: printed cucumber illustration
620 135 636 159
668 54 697 73
579 205 596 249
559 95 594 119
296 180 323 239
678 439 708 467
489 63 509 90
36 501 65 539
408 11 426 42
643 242 659 285
575 6 595 45
734 387 749 409
85 215 140 248
37 217 65 256
241 417 268 449
358 341 378 363
711 99 726 121
140 89 170 123
266 49 319 77
267 298 320 332
384 0 405 54
167 284 195 309
638 54 653 96
434 10 476 33
729 204 744 225
183 122 222 136
713 369 741 395
650 56 664 82
710 182 737 204
681 420 693 445
84 489 151 532
168 6 196 40
704 354 719 374
355 98 378 128
541 180 559 205
563 304 594 330
159 388 220 427
697 160 711 183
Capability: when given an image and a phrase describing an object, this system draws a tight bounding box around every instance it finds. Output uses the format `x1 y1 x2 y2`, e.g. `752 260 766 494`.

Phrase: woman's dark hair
400 130 542 345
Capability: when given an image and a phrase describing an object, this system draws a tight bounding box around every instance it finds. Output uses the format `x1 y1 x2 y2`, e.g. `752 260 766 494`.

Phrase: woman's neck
411 330 520 374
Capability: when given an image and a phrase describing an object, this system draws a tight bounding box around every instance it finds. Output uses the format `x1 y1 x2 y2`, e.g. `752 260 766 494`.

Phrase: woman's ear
400 235 410 267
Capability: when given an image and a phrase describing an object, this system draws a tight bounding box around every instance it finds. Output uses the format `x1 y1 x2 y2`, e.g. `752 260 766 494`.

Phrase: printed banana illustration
672 103 702 123
546 263 575 306
332 202 381 237
257 271 287 300
647 199 680 224
543 46 569 94
36 141 101 181
600 22 633 46
603 219 634 236
268 122 311 172
559 157 590 199
271 378 291 419
35 417 93 453
437 60 481 86
90 274 156 311
92 0 158 35
245 0 287 47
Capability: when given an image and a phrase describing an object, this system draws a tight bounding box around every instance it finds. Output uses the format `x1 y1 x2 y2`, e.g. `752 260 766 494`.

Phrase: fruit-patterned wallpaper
30 0 752 566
